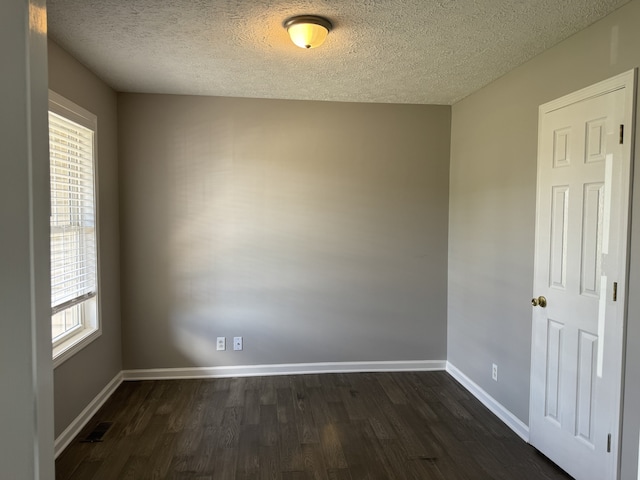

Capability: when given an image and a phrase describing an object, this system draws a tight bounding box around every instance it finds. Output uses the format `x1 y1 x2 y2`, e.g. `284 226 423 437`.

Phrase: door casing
529 69 637 480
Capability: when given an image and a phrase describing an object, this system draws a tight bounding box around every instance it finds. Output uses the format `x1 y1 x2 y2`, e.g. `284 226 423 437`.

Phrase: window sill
53 326 101 368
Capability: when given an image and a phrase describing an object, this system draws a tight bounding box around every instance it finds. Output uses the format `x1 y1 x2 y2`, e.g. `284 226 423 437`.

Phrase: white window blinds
49 110 97 314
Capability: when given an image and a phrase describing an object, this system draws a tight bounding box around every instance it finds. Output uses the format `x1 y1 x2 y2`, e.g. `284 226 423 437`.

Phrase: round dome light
284 15 333 49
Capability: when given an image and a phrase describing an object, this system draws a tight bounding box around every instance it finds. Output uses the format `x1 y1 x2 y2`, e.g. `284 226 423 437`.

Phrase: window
49 91 100 366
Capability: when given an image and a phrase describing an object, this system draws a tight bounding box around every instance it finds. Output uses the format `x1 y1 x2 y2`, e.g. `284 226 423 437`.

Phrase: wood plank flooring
56 372 572 479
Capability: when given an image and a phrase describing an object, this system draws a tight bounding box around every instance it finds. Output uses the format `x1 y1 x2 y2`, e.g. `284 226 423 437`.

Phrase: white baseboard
446 362 529 442
54 371 123 458
56 361 529 461
123 360 446 381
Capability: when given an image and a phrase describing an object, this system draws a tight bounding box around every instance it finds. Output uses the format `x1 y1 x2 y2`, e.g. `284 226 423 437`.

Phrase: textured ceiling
46 0 629 105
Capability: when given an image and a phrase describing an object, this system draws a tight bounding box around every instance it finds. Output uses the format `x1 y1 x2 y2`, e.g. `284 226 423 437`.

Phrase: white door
530 70 635 480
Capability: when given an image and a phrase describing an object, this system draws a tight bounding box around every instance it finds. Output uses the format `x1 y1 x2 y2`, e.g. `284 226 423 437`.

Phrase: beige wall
48 40 122 437
45 0 640 475
448 0 640 477
118 94 451 369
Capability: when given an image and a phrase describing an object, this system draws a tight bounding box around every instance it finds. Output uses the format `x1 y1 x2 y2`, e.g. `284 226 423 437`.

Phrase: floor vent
81 422 112 443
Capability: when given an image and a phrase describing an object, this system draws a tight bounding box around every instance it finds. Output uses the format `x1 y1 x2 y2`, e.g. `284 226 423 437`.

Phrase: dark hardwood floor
56 372 572 479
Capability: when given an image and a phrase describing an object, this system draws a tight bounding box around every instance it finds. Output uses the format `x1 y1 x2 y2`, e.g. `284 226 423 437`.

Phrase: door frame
530 68 637 479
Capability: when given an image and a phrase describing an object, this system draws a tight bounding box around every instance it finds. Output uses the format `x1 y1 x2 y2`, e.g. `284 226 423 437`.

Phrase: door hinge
607 433 612 453
613 282 618 302
620 125 624 144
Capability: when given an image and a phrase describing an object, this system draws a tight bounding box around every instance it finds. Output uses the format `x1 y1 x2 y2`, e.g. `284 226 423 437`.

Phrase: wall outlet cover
233 336 243 351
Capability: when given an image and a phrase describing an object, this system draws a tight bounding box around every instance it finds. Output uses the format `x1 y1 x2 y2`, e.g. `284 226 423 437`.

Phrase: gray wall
118 94 451 369
0 0 54 477
48 40 122 437
447 0 640 477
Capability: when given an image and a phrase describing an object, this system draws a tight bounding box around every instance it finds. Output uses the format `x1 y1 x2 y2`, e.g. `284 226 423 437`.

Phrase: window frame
49 90 102 367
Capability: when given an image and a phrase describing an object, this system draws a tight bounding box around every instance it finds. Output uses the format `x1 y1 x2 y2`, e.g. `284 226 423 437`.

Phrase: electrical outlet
233 336 243 351
216 337 226 351
492 363 498 381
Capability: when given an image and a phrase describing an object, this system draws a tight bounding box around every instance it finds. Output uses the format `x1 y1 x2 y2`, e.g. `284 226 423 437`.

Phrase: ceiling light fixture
284 15 332 49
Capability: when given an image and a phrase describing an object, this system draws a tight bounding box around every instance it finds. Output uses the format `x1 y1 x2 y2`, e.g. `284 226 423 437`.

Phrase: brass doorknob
531 296 547 308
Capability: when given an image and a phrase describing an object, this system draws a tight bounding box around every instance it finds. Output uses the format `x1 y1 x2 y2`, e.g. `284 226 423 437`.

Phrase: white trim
48 90 103 367
52 324 101 368
54 372 123 459
446 362 529 442
533 69 636 480
540 69 635 114
54 361 535 460
123 360 446 381
49 90 97 128
637 429 640 480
